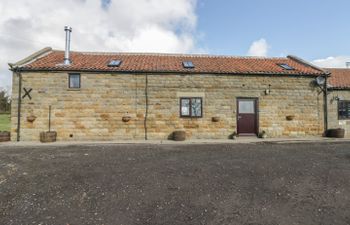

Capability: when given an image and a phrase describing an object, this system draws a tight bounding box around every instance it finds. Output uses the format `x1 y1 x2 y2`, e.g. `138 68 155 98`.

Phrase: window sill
67 88 81 91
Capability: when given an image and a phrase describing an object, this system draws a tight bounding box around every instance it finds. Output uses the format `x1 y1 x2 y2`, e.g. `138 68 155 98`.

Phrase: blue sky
196 0 350 60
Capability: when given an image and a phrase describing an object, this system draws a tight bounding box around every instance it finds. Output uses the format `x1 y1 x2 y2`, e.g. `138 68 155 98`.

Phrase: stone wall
327 90 350 137
11 72 324 141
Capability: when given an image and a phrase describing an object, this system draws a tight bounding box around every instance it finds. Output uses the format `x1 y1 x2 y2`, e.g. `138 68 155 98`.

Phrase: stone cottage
326 68 350 137
8 47 328 142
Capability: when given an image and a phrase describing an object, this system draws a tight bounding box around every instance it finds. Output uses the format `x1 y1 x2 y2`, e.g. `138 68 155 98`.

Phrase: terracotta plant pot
212 117 220 122
40 131 57 143
173 130 186 141
122 116 131 122
286 115 295 121
27 115 37 123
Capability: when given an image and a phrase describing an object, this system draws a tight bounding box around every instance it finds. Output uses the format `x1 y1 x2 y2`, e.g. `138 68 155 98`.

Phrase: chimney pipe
64 26 72 65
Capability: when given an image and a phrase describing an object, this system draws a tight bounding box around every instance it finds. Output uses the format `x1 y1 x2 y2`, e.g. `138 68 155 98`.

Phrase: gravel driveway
0 142 349 225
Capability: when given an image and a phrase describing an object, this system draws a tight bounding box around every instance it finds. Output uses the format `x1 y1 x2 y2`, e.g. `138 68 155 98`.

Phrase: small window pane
191 98 202 117
239 100 255 114
181 99 190 116
183 61 194 68
180 98 202 117
278 63 294 70
339 101 350 119
108 60 122 67
69 74 80 88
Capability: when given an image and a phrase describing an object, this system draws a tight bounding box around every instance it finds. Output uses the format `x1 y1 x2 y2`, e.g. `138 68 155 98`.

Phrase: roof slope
327 68 350 89
13 48 325 76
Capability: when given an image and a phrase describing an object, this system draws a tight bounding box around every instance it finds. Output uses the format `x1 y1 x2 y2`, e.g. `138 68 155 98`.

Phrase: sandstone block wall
11 72 324 141
327 90 350 137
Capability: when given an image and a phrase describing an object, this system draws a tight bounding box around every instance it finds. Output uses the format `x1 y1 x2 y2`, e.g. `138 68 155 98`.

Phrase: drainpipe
324 72 330 133
144 74 149 140
16 68 22 142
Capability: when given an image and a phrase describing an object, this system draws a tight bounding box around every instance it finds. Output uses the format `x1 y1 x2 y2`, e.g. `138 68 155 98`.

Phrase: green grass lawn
0 114 11 131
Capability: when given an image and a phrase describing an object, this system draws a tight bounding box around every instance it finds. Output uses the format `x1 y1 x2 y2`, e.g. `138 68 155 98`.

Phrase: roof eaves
17 67 321 77
287 55 329 75
8 47 53 70
328 86 350 90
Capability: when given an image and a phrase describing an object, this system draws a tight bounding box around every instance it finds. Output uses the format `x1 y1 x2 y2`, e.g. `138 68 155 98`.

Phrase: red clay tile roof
17 49 325 76
327 68 350 89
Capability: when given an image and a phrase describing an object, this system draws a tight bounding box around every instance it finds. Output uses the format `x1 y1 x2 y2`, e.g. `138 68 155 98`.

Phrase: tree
0 88 11 113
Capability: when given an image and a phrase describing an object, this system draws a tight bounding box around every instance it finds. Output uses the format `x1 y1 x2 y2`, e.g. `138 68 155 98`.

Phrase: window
338 100 350 120
180 97 202 117
108 60 122 67
238 100 255 114
69 74 80 89
183 61 195 69
278 63 294 70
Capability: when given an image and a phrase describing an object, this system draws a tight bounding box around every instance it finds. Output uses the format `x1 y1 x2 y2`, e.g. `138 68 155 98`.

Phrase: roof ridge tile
51 49 287 60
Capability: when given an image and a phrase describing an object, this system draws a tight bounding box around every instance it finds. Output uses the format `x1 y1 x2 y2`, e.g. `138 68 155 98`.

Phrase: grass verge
0 114 11 132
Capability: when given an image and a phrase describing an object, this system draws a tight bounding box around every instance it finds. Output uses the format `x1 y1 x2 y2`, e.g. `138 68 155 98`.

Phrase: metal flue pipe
64 26 72 65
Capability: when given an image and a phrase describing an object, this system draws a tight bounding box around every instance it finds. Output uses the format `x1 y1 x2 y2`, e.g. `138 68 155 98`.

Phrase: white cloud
312 56 350 68
0 0 199 90
247 38 269 57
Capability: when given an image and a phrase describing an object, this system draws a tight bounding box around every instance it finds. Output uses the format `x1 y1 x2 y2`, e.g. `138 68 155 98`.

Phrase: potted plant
40 105 57 143
286 115 295 121
230 131 238 140
27 115 37 123
40 131 57 143
0 131 10 142
212 116 220 122
173 130 186 141
326 128 345 138
258 130 267 139
122 115 131 122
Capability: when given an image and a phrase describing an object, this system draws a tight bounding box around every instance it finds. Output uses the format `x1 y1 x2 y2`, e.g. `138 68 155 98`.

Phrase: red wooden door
237 99 258 135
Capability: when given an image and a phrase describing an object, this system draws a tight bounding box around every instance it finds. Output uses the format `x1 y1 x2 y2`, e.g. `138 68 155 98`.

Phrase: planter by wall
173 130 186 141
40 131 57 143
27 115 37 123
229 132 238 139
326 128 345 138
0 131 10 142
286 115 295 121
258 131 267 139
212 117 220 122
122 116 131 122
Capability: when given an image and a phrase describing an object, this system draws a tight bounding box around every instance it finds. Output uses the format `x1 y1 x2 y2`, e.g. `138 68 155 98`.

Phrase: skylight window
183 61 195 69
108 60 122 67
278 63 294 70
